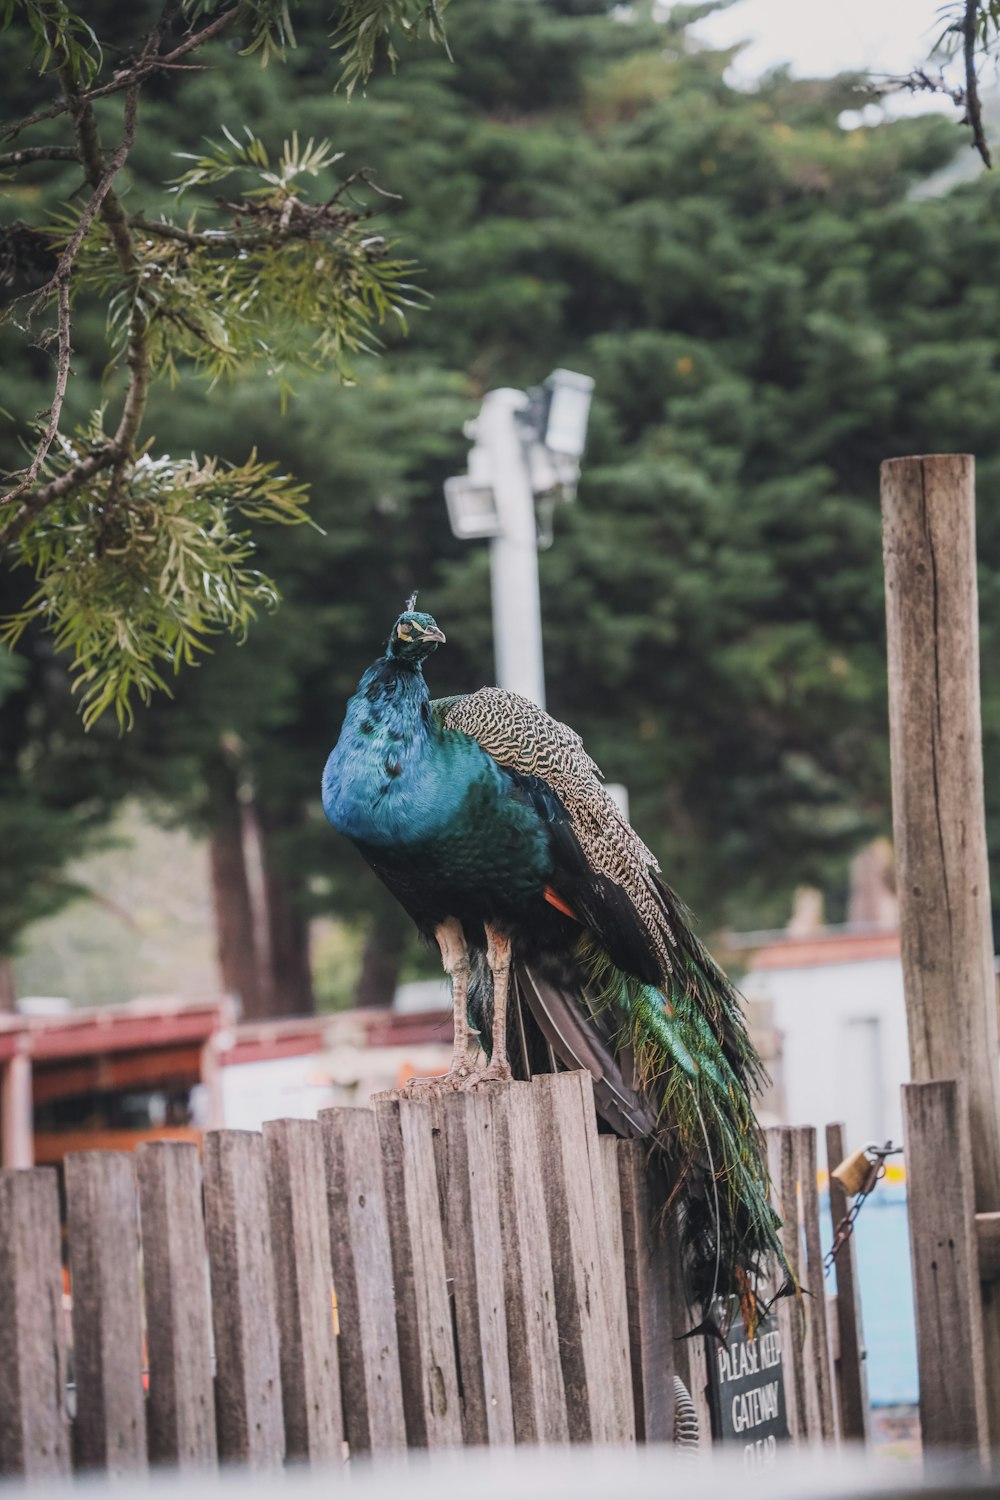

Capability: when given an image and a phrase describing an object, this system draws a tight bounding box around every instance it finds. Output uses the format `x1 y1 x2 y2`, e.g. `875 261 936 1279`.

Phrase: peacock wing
433 687 678 979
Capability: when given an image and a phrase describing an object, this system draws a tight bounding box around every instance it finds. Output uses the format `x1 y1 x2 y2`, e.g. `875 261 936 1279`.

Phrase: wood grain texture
767 1128 804 1442
0 1169 70 1477
373 1096 463 1449
793 1127 836 1442
64 1152 147 1473
881 454 1000 1445
902 1080 989 1460
202 1131 285 1467
614 1141 676 1443
136 1142 217 1468
492 1082 568 1445
263 1119 344 1463
320 1107 406 1456
977 1213 1000 1282
431 1091 515 1446
532 1072 635 1445
825 1123 870 1443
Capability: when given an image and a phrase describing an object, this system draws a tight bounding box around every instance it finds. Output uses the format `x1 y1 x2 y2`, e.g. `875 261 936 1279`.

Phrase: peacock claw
398 1065 473 1099
459 1060 513 1091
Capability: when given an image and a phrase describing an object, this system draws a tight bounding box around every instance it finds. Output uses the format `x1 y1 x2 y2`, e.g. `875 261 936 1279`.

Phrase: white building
739 927 909 1151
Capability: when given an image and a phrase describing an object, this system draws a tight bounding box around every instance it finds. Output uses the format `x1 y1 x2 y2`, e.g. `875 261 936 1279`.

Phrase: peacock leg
462 925 513 1088
402 917 476 1095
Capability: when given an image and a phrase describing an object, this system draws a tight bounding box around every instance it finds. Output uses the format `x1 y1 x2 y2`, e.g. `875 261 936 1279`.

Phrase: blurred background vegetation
2 0 999 1015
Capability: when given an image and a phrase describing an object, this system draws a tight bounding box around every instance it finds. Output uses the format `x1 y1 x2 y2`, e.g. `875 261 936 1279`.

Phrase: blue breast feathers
321 662 496 848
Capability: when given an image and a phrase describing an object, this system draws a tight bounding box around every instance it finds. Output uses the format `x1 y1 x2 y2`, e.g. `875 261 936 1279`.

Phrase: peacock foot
459 1059 513 1091
398 1064 475 1099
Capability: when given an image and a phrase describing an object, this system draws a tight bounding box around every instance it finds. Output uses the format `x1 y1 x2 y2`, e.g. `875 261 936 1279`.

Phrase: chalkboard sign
705 1319 789 1468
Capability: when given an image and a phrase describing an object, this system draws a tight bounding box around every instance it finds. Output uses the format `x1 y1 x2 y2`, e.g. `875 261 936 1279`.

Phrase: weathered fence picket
824 1123 869 1444
491 1081 569 1444
202 1131 285 1467
614 1141 678 1443
319 1106 407 1456
64 1152 147 1473
373 1095 463 1449
136 1141 217 1468
430 1090 516 1446
902 1079 990 1461
531 1072 635 1445
0 1167 70 1477
263 1118 344 1463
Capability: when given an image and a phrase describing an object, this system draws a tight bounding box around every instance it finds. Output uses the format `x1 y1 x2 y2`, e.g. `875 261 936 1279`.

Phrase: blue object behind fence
820 1184 918 1407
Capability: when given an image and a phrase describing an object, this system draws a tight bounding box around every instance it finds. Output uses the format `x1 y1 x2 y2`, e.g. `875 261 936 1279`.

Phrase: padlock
832 1146 873 1197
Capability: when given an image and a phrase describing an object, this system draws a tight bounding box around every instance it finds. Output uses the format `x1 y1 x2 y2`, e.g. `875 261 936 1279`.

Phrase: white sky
690 0 957 117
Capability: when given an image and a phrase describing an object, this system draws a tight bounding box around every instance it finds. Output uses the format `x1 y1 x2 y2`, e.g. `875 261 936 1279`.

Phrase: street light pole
444 368 594 711
477 389 547 707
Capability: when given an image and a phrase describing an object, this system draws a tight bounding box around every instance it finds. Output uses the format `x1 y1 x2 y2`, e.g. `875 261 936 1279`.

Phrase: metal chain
823 1140 904 1278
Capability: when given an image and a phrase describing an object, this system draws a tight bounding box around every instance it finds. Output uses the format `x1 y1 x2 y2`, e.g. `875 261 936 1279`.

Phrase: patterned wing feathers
440 688 678 976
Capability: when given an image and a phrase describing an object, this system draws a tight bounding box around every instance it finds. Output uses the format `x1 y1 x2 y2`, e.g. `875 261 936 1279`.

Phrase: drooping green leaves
3 415 310 728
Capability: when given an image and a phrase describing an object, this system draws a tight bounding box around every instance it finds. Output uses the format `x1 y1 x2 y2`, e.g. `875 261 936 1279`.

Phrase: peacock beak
419 626 446 644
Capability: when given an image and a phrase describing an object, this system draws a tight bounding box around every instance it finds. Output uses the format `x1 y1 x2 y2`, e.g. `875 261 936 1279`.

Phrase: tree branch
0 84 140 538
964 0 992 168
1 5 241 142
0 145 82 168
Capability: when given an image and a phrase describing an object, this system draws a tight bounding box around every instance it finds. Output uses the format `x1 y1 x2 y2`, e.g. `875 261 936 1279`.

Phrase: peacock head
387 594 446 664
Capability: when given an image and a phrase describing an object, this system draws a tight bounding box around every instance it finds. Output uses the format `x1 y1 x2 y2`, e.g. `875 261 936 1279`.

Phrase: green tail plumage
575 921 788 1331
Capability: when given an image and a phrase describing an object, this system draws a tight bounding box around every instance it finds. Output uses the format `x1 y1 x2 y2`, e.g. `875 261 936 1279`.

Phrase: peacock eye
396 624 412 639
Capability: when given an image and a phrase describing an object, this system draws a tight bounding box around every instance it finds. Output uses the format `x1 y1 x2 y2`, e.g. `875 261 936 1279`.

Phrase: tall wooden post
880 453 1000 1447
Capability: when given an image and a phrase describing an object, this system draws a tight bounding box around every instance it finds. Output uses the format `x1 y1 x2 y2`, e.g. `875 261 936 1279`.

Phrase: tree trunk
259 809 315 1018
207 753 265 1020
354 900 409 1010
0 958 16 1013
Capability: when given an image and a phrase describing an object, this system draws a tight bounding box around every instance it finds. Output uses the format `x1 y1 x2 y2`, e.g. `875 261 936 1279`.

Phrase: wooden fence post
0 1168 70 1477
902 1080 989 1460
881 453 1000 1447
431 1091 515 1446
793 1126 836 1442
64 1152 147 1473
613 1141 677 1443
373 1096 463 1449
202 1131 285 1467
136 1142 217 1468
491 1082 569 1444
767 1129 804 1442
825 1123 869 1443
531 1071 635 1445
263 1119 344 1464
320 1107 407 1457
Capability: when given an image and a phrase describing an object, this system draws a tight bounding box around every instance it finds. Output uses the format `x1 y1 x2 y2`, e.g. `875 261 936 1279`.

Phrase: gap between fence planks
136 1142 217 1468
0 1168 70 1478
65 1152 147 1473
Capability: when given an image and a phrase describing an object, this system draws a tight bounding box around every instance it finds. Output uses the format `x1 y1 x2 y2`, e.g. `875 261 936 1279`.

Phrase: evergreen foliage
4 0 1000 982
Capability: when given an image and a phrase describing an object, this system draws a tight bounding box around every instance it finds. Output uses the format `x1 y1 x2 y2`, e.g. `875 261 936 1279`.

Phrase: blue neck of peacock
322 654 435 845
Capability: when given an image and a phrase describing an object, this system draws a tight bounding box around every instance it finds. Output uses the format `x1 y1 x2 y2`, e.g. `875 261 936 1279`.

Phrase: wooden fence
0 1071 865 1478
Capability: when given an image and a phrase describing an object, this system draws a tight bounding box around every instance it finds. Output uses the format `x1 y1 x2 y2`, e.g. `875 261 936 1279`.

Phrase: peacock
322 597 789 1330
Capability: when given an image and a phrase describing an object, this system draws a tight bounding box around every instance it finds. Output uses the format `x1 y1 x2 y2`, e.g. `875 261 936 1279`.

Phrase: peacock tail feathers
572 924 788 1334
